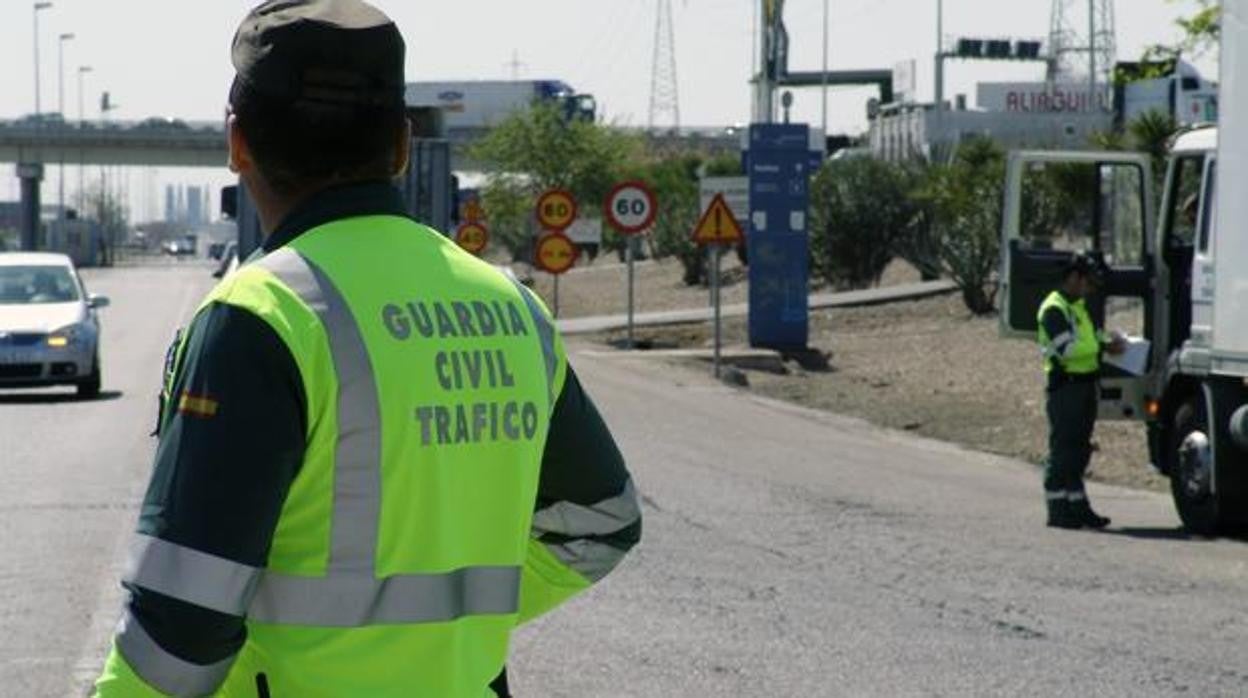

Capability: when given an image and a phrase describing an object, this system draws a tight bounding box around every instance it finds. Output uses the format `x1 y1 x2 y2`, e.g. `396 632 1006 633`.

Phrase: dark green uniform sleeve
1041 306 1074 353
517 364 641 623
126 301 307 665
537 366 641 553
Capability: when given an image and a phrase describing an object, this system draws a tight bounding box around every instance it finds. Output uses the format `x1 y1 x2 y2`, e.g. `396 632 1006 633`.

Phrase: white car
0 252 108 397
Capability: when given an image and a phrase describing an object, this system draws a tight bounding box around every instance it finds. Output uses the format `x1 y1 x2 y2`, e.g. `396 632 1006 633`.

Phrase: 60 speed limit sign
604 181 657 235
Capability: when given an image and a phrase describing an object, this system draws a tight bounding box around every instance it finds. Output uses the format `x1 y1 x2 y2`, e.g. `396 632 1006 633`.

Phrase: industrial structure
866 0 1216 161
649 0 681 129
752 0 893 125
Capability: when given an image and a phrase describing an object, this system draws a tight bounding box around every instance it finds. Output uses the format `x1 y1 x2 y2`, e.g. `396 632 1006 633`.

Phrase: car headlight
47 324 86 347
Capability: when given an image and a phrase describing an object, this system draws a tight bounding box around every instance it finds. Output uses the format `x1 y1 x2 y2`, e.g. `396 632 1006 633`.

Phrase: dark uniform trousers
1044 378 1098 497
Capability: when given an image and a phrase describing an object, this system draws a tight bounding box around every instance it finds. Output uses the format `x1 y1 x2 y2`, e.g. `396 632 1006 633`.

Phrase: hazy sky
0 0 1216 220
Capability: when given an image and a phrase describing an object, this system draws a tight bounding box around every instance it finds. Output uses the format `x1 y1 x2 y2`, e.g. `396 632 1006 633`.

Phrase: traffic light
986 40 1012 58
1015 41 1042 59
952 37 1046 61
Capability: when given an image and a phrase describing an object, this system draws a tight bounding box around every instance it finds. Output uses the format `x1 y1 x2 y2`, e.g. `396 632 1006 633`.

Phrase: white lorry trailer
999 0 1248 534
405 80 596 132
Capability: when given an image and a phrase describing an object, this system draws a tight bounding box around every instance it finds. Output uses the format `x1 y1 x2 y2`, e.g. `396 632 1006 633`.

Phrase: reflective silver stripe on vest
251 248 521 626
542 538 630 583
1043 331 1075 360
115 610 235 697
532 479 641 538
123 534 260 616
249 565 521 626
510 279 559 411
256 248 382 575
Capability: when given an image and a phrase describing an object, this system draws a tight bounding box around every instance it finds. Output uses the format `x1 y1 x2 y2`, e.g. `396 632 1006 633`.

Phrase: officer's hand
1106 331 1128 356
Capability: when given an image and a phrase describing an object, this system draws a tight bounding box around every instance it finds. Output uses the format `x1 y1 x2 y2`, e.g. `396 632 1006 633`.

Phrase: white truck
999 0 1247 534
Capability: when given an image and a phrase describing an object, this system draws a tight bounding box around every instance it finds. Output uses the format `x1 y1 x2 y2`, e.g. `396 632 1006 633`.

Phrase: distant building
165 185 176 224
869 60 1217 162
187 185 203 226
870 101 1110 162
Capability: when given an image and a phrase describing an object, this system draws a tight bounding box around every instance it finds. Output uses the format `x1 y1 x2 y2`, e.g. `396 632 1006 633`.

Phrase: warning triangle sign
692 193 745 246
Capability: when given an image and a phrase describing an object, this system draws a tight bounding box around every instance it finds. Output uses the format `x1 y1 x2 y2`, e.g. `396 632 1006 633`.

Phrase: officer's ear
392 117 412 178
226 114 255 177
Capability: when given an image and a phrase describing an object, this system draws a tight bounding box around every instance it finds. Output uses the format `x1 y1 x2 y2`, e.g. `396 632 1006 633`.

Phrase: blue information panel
747 123 811 349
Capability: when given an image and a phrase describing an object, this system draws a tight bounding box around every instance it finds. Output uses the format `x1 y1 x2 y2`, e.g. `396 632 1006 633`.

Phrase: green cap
231 0 405 107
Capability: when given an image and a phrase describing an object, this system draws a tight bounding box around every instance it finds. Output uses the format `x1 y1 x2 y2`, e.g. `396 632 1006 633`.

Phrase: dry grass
520 254 922 319
597 290 1166 495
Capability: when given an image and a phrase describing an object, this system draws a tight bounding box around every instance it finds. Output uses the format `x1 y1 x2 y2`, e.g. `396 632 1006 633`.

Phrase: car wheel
1170 397 1217 535
77 353 102 399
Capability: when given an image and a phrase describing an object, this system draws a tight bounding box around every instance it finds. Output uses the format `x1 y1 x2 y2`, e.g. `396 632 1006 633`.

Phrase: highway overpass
0 117 740 250
0 119 741 169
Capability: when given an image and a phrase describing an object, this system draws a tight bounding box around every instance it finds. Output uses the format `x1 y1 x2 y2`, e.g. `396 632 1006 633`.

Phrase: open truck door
999 150 1156 421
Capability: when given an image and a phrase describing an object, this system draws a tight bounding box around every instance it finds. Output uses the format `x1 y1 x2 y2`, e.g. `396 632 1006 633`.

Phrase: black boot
1046 496 1079 529
1070 496 1110 529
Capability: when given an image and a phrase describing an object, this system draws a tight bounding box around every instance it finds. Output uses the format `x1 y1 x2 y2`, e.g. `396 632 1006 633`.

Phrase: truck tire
1169 397 1219 535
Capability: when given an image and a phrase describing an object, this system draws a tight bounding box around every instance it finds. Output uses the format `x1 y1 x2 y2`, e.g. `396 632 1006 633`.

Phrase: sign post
699 176 749 306
535 190 579 317
536 190 578 232
747 123 812 349
604 181 658 348
534 231 579 317
693 193 745 378
454 221 489 256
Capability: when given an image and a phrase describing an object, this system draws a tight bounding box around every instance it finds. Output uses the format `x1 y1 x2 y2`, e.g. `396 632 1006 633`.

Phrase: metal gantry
648 0 681 130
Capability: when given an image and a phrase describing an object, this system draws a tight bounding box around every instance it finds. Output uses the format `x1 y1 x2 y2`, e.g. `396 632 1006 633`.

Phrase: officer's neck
246 176 323 238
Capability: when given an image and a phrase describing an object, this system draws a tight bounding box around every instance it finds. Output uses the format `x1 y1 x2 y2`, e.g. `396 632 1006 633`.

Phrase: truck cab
998 122 1248 534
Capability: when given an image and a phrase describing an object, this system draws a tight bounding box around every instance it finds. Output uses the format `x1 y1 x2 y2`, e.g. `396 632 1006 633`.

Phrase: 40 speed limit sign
604 181 657 235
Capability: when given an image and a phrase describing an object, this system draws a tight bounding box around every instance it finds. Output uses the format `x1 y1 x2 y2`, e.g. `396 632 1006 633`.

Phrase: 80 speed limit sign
604 181 657 235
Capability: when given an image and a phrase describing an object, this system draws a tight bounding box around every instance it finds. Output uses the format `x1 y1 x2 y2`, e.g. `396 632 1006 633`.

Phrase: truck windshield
0 265 80 305
1199 161 1216 252
1167 156 1204 247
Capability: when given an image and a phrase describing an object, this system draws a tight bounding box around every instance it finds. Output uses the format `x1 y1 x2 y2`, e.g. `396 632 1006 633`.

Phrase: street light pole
28 2 53 252
58 32 74 221
821 0 829 136
58 33 72 119
33 2 52 120
1088 0 1097 111
934 0 944 108
77 65 91 210
77 66 91 126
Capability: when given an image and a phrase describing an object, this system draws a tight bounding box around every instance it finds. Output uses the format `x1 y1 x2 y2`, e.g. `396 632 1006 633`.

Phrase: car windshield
0 265 80 305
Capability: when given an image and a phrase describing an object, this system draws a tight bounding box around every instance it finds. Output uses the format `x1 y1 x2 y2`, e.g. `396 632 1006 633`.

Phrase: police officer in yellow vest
1038 253 1124 530
94 2 641 695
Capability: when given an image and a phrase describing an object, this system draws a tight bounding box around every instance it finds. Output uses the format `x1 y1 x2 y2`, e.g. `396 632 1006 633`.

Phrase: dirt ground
521 254 922 319
594 288 1168 495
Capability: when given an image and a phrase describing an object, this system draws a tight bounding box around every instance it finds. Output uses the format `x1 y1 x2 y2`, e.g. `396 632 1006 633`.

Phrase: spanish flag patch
178 392 220 418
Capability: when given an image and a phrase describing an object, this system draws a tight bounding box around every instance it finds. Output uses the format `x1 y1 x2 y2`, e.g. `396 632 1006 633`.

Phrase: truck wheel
1170 397 1218 535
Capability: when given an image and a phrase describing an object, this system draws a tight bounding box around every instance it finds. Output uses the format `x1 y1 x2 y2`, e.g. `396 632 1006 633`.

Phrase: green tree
701 152 744 177
1133 1 1219 74
1128 109 1179 184
631 154 705 285
470 104 640 258
1175 0 1220 55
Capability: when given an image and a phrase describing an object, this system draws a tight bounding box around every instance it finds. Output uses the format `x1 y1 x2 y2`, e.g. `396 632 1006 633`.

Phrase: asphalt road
3 264 1248 696
0 263 213 696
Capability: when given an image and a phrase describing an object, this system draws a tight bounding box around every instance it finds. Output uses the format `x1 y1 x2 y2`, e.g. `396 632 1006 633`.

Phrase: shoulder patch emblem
178 392 220 418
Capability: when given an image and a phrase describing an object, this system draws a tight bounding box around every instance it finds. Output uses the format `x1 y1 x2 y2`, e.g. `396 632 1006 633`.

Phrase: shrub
809 157 914 289
911 137 1005 315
